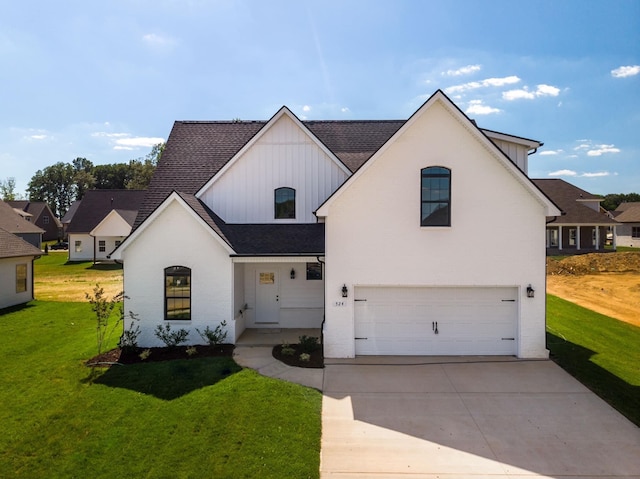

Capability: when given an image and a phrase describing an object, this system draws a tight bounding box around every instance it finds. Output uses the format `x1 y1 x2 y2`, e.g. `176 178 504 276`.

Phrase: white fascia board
232 256 324 263
482 129 542 150
195 106 351 198
109 192 235 260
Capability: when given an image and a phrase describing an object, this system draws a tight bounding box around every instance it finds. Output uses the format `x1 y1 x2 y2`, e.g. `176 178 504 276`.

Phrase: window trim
98 240 106 252
274 187 296 219
632 226 640 239
306 262 323 280
420 166 451 227
164 266 191 321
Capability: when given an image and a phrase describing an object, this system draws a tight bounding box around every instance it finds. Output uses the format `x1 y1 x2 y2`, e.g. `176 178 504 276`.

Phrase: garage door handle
501 299 516 302
354 299 367 302
501 337 515 340
355 337 368 340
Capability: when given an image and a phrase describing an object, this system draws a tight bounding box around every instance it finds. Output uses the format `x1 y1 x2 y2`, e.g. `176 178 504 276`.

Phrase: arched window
421 167 451 226
165 266 191 320
275 187 296 219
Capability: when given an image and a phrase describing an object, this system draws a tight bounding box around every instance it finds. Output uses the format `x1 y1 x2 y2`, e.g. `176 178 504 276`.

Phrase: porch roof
178 192 324 255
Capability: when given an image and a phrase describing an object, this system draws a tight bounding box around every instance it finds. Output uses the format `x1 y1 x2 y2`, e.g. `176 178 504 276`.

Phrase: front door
256 270 280 324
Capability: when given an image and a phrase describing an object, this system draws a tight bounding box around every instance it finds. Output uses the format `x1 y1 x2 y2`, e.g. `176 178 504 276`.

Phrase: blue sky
1 0 638 197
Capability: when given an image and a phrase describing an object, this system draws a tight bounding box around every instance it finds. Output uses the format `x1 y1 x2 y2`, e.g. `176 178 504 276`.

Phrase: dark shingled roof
177 192 324 255
0 228 42 259
67 190 146 233
532 179 618 225
7 201 62 227
134 119 405 229
614 202 640 223
0 200 45 234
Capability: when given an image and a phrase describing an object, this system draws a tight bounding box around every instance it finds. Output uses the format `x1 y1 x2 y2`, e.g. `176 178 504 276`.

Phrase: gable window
16 264 27 293
43 215 49 225
633 226 640 238
421 167 451 227
275 187 295 219
306 262 322 280
98 240 106 252
165 266 191 320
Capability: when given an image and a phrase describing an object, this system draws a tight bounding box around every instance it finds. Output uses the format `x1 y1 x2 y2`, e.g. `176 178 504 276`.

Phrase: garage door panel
354 287 517 356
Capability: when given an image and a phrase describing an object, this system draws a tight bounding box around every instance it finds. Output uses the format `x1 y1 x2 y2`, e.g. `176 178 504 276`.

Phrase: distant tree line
599 193 640 212
15 143 164 218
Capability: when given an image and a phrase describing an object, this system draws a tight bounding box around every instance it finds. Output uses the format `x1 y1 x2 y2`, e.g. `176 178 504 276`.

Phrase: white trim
195 107 352 197
316 90 561 218
89 209 131 236
110 192 235 260
232 256 323 263
482 129 541 150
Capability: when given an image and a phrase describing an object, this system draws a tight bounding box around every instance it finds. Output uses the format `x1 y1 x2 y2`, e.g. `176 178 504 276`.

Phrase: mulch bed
272 344 324 369
86 344 235 367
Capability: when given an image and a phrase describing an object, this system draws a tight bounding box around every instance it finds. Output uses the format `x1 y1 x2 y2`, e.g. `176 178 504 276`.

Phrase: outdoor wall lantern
341 284 348 298
290 268 296 280
526 284 535 298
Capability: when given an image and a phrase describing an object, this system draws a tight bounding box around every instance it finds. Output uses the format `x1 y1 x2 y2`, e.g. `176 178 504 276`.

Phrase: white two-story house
112 90 560 358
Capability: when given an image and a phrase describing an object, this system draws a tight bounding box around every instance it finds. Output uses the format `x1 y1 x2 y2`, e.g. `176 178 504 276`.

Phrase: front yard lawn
0 301 321 478
546 294 640 426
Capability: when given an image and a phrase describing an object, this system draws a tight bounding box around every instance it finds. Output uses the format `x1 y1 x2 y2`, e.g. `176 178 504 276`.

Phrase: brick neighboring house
0 228 42 310
532 179 619 254
8 201 62 242
613 202 640 248
0 200 44 248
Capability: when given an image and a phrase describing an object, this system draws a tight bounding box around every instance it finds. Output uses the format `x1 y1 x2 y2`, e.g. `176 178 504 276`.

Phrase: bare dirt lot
547 252 640 327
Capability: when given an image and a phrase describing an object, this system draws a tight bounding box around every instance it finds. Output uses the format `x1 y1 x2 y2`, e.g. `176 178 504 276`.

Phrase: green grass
546 294 640 426
0 302 322 478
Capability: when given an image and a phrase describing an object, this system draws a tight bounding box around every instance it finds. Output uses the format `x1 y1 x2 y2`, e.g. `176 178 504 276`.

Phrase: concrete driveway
321 357 640 478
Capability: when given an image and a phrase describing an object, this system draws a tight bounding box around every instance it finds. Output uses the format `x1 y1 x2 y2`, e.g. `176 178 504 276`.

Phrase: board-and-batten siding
491 139 529 175
198 115 349 223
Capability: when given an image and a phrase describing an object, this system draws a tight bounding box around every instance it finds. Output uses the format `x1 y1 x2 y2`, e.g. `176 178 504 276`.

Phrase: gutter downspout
317 255 326 348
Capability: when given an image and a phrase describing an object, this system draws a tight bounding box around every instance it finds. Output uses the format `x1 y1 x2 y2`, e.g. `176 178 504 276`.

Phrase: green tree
127 142 164 190
0 177 18 200
600 193 640 211
72 157 95 199
27 162 75 218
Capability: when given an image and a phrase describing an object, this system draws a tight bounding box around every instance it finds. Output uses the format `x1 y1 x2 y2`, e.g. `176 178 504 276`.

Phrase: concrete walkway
321 357 640 478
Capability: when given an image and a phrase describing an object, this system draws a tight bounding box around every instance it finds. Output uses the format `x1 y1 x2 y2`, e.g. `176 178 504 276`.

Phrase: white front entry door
255 270 280 324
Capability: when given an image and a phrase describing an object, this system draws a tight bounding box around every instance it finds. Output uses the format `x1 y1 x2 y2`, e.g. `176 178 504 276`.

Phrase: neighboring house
0 200 44 248
7 201 62 241
532 179 619 254
66 190 145 262
0 228 42 309
613 202 640 248
61 200 81 240
112 90 561 358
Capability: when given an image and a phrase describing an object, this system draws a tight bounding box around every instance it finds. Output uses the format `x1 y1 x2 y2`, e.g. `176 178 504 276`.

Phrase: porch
236 328 322 346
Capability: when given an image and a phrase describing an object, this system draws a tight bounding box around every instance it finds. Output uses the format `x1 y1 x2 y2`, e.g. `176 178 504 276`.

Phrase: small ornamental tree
85 284 124 356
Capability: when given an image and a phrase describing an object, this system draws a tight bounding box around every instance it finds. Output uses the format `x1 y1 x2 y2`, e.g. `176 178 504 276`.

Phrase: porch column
558 226 563 251
613 225 617 251
576 226 581 251
595 226 600 250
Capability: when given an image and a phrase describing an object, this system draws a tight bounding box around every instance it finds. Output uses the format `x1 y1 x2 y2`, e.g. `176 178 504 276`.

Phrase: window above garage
421 166 451 227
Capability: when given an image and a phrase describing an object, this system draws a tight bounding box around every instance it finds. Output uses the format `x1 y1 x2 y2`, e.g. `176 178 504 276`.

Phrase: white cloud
586 144 621 156
445 75 520 94
143 33 176 47
611 65 640 78
28 134 49 140
581 171 611 177
302 105 311 112
574 143 591 151
443 64 481 77
465 100 501 115
114 137 165 149
91 132 129 138
539 150 563 156
503 84 560 101
549 169 577 177
341 107 350 113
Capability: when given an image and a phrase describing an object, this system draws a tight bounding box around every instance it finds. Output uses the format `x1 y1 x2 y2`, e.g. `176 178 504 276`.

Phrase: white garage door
354 287 518 356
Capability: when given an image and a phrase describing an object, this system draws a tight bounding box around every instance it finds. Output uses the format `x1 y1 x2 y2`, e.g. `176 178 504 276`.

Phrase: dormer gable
196 107 351 223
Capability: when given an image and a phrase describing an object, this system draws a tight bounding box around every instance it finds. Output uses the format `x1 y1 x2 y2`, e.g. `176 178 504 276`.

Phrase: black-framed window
421 167 451 226
633 226 640 238
16 264 27 293
165 266 191 320
275 187 295 219
98 240 106 252
306 262 322 280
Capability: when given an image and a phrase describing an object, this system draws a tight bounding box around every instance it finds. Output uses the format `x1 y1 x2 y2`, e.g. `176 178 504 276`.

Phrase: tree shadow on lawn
88 356 242 400
546 332 640 426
